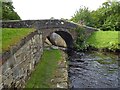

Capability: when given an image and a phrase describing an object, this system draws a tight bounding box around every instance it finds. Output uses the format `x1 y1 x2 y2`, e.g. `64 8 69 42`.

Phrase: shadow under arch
54 31 74 48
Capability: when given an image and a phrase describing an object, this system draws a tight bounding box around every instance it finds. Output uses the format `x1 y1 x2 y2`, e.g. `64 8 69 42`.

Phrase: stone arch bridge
2 19 97 48
1 19 98 88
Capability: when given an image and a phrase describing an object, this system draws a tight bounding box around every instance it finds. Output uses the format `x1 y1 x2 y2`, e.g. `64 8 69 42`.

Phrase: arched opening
54 31 73 48
55 31 73 48
44 30 73 48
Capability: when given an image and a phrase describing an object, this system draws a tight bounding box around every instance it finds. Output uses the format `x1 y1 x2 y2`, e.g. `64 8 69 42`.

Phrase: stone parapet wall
83 25 98 39
2 20 97 48
2 19 78 29
0 31 43 89
2 20 36 28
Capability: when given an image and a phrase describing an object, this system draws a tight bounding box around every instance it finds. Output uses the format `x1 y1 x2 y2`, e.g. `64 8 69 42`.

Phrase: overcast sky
12 0 112 20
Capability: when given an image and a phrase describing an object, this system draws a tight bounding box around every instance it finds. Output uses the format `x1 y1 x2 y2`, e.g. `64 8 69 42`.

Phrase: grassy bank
86 31 119 51
1 28 35 53
25 49 62 88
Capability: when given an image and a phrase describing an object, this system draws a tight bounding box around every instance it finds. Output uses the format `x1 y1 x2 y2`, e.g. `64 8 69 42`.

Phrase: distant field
86 31 119 51
1 28 35 53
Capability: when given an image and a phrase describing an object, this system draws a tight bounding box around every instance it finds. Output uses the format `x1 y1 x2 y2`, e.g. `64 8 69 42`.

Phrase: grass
86 31 120 51
25 49 62 88
1 28 35 53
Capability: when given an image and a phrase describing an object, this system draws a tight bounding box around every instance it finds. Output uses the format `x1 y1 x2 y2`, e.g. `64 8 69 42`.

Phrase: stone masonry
1 19 97 89
2 19 97 48
0 30 43 89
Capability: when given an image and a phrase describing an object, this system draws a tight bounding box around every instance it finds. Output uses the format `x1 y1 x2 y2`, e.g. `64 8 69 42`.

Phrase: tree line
70 0 120 31
1 0 21 20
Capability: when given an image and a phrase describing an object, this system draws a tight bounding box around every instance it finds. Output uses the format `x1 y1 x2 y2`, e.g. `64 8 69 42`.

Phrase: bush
71 1 120 31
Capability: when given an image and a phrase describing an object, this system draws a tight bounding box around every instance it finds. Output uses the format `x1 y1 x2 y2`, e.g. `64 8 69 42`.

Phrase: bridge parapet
2 19 98 31
2 19 78 29
2 20 36 28
35 19 78 29
2 19 98 48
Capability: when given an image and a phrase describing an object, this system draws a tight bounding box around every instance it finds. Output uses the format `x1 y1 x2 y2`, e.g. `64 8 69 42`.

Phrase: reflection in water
68 51 120 88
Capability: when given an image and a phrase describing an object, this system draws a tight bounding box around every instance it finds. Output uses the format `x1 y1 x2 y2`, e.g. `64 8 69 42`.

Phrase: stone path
50 51 68 88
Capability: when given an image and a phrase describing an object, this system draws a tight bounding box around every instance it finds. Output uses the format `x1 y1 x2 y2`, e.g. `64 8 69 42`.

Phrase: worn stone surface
45 38 52 46
2 19 78 29
49 33 67 47
1 32 43 88
50 51 68 88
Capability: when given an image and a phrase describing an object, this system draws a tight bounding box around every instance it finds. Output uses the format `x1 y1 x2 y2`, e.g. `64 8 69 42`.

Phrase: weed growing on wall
74 26 89 50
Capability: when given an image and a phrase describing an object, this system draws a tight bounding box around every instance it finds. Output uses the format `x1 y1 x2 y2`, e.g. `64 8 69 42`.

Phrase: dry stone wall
0 31 43 89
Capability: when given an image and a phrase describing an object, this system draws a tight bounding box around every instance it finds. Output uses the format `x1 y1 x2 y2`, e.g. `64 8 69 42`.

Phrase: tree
70 6 94 27
71 0 120 31
1 1 21 20
91 0 120 31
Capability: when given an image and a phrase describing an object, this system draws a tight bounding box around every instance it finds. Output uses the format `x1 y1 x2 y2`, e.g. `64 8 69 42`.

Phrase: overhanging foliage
71 0 120 31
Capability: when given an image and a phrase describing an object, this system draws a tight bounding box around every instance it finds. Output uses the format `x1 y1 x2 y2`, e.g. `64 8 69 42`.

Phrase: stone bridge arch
2 19 97 48
40 28 77 48
54 31 73 48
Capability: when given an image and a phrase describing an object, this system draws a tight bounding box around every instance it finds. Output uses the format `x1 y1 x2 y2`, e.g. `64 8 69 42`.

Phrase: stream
68 50 120 88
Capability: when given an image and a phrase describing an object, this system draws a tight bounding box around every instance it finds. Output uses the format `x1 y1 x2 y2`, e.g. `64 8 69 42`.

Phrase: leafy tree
92 0 120 31
71 0 120 31
1 1 21 20
70 6 94 27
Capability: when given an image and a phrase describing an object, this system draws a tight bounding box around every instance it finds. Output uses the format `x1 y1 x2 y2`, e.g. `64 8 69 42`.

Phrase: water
68 50 120 88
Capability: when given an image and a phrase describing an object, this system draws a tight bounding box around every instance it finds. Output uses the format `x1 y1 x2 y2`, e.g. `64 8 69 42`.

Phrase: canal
67 50 120 88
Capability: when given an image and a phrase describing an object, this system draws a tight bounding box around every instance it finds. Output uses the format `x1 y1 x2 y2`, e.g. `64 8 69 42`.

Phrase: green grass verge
86 31 120 51
25 49 62 88
1 28 35 53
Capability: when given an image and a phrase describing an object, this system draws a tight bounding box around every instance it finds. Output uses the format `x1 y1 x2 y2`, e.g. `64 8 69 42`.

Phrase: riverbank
25 49 68 88
86 31 119 52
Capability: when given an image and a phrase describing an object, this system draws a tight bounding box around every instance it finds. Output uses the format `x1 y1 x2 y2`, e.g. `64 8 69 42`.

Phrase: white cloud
12 0 112 20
